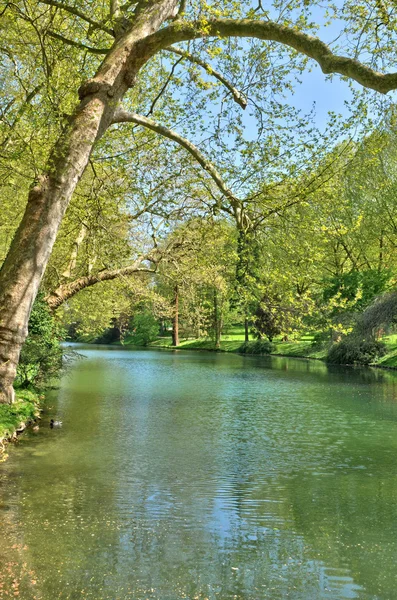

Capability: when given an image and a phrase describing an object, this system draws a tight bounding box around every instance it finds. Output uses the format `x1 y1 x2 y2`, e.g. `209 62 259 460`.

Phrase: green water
1 348 397 599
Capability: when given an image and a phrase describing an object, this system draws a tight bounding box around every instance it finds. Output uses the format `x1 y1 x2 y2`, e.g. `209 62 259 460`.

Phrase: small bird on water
50 419 62 428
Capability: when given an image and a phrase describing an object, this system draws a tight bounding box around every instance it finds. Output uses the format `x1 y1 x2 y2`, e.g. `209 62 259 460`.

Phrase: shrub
326 337 387 365
16 294 64 387
238 340 274 355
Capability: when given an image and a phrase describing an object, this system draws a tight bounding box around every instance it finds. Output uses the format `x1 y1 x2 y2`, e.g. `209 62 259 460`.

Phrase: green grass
271 340 328 360
145 336 243 352
374 334 397 368
124 326 328 358
0 389 41 446
122 325 397 369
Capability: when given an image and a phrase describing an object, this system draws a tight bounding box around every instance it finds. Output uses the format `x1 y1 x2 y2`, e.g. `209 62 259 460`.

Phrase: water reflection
1 348 397 598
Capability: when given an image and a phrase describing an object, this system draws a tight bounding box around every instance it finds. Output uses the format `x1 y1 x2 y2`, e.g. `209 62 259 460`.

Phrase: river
1 346 397 599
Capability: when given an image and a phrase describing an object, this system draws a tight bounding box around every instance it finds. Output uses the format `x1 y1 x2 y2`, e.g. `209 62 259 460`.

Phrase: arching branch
145 18 397 94
45 236 186 309
45 255 156 310
111 108 249 227
165 46 247 108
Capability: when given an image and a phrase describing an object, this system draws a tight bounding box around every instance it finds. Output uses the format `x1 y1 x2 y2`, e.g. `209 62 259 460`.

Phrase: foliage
238 340 274 355
326 338 387 365
129 311 159 346
16 295 64 387
323 269 393 313
156 219 237 343
95 316 128 344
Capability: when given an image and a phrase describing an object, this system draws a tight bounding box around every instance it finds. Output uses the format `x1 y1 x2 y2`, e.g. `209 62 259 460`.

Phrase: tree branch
61 223 88 281
111 108 249 227
1 82 44 149
165 45 247 108
173 0 186 21
147 55 183 115
46 30 109 54
39 0 114 35
145 18 397 94
45 237 186 309
45 254 156 310
110 0 120 20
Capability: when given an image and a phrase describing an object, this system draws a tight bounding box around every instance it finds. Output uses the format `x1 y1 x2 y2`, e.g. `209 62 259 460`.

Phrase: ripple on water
2 349 397 598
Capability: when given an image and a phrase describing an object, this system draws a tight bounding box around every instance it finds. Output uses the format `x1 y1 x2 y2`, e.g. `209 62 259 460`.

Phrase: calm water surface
1 347 397 599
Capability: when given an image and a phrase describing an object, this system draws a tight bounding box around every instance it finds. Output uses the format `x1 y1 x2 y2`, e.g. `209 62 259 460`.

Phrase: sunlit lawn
144 326 328 358
376 334 397 367
124 327 397 367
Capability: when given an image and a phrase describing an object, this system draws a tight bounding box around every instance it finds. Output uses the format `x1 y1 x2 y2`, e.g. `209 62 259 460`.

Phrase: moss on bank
0 389 42 460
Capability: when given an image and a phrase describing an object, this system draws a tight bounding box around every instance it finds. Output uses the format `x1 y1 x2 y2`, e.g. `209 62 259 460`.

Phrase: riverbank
0 389 42 461
123 329 397 369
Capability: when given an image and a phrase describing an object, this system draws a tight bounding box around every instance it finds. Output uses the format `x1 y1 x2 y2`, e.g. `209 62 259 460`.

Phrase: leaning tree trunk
0 0 179 403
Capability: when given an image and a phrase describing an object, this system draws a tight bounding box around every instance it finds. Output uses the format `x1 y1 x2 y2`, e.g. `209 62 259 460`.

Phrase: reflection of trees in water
108 378 357 598
0 368 128 598
3 351 397 598
287 471 397 598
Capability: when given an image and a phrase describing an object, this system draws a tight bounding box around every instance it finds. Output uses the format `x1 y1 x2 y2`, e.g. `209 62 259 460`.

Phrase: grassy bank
124 327 328 358
0 389 42 461
374 334 397 368
124 326 397 367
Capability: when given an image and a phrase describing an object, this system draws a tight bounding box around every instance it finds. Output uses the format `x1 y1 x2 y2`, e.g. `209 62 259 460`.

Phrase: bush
238 340 274 355
326 337 387 365
129 311 159 346
16 294 64 387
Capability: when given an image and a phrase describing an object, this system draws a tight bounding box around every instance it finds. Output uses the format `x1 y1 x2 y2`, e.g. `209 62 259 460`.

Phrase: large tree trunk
0 0 178 403
172 284 179 347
